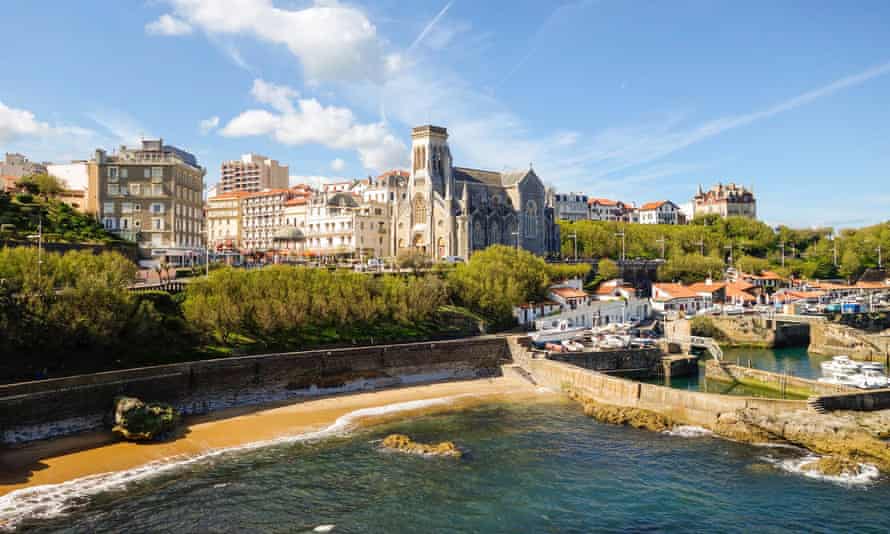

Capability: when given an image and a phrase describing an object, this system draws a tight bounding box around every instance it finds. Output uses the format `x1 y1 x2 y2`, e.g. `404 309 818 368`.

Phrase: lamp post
656 236 666 259
615 230 626 262
512 231 520 251
778 241 785 267
567 232 578 263
878 245 883 269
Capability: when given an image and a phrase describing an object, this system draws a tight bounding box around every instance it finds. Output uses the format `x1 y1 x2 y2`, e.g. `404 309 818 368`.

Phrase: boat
561 340 585 352
530 320 587 343
820 356 860 375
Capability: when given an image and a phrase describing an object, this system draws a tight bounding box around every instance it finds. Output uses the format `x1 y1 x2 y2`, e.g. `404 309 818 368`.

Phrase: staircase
503 364 538 386
665 335 723 361
807 396 827 414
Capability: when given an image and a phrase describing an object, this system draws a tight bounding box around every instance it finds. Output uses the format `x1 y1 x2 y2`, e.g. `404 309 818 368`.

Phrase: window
107 184 119 195
150 203 165 214
103 202 115 214
152 184 163 196
151 234 163 246
107 167 119 182
144 168 151 178
120 168 128 179
121 202 133 214
151 217 165 231
120 217 130 230
102 217 116 229
134 202 141 212
151 167 163 182
129 183 141 196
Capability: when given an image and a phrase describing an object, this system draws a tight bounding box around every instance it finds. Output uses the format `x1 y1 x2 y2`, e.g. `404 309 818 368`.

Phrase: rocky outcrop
381 434 463 457
800 456 866 478
709 408 890 471
112 396 180 441
568 390 674 432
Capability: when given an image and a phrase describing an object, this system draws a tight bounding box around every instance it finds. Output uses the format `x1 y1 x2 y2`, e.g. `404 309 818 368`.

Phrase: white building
638 200 680 225
514 278 650 329
650 283 710 314
550 191 589 221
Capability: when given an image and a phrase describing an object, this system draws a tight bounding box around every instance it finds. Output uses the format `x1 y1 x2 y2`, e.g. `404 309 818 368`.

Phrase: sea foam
663 425 714 438
761 454 881 487
0 395 470 531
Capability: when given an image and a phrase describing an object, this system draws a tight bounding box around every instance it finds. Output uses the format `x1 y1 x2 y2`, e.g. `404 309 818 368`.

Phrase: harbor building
219 153 289 194
396 125 560 259
85 139 206 265
693 182 756 219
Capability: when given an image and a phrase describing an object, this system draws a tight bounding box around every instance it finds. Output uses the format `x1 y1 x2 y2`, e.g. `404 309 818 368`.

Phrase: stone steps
807 396 827 414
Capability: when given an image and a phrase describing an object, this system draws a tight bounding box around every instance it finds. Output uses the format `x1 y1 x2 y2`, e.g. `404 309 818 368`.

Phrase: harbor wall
813 389 890 412
809 321 890 361
704 360 854 396
547 348 663 374
697 316 810 348
0 337 509 444
517 346 805 427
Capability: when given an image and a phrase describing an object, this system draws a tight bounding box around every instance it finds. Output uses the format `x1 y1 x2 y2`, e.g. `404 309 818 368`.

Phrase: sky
2 0 889 228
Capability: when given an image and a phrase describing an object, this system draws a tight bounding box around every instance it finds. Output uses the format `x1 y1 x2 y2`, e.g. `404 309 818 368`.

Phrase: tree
657 253 725 284
31 174 64 200
737 255 769 275
839 249 863 282
396 249 432 273
596 258 620 281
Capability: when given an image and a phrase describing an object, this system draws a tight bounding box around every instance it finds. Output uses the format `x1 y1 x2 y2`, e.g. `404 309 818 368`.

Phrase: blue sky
2 0 889 227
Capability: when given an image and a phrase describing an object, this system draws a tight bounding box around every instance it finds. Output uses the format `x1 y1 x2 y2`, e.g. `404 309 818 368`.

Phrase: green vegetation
690 316 726 341
560 217 890 282
0 189 125 244
657 254 725 283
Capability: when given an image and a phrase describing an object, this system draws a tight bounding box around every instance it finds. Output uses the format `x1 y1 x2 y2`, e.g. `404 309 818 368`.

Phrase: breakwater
0 337 508 444
704 360 855 397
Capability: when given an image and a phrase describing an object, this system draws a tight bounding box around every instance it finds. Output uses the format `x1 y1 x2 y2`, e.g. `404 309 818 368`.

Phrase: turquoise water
649 347 837 398
10 400 890 533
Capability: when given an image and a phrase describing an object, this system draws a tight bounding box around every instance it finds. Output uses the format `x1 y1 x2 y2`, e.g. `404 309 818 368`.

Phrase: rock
381 434 462 458
112 396 180 441
801 456 864 478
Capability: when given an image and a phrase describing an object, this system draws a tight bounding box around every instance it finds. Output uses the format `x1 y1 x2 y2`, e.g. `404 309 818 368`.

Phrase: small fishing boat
530 320 587 343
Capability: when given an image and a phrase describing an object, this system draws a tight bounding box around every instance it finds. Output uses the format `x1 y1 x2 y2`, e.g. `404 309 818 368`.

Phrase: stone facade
693 182 756 219
395 125 560 258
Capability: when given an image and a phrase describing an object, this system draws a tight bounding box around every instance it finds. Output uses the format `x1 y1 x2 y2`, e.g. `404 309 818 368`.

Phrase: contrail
408 1 453 53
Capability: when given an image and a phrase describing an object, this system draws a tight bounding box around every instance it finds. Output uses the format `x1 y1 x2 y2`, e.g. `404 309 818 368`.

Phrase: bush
690 316 726 341
15 193 33 204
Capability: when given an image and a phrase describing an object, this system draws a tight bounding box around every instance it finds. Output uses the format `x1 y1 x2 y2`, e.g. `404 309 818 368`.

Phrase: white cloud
145 14 193 36
251 79 299 113
221 85 406 171
0 101 54 142
199 116 220 134
330 158 346 171
155 0 398 83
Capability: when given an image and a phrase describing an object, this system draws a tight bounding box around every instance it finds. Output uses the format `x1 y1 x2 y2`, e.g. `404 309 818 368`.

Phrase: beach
0 372 549 498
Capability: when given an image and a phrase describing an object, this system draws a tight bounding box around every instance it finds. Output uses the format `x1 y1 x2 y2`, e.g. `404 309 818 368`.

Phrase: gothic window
488 220 500 245
413 194 427 223
525 200 538 238
473 221 484 248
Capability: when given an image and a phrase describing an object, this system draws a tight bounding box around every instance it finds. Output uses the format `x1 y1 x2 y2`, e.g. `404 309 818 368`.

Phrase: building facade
550 191 589 221
219 153 289 194
588 198 636 222
693 183 756 219
240 189 291 252
86 139 205 265
206 191 248 253
395 125 559 259
639 200 680 225
1 152 47 179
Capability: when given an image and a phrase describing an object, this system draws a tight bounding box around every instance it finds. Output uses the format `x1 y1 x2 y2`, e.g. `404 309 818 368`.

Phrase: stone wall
523 354 805 427
547 348 662 374
0 337 509 444
809 321 890 361
704 360 854 396
814 389 890 411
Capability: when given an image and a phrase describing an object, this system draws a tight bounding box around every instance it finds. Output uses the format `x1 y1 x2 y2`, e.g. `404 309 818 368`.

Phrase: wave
0 395 471 531
761 454 881 487
663 425 714 438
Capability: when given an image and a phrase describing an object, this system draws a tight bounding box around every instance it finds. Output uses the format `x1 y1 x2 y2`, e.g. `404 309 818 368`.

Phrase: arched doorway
437 237 446 258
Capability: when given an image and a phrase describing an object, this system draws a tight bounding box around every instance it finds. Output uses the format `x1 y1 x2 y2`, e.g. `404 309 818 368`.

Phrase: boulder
112 396 180 441
381 434 462 458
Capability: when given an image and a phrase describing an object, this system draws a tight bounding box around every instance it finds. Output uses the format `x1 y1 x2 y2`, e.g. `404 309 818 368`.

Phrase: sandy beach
0 372 552 498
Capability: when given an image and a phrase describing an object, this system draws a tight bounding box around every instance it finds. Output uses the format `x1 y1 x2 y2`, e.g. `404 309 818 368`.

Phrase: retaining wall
814 389 890 412
0 337 509 444
809 321 890 361
524 355 805 426
547 348 662 373
704 360 854 396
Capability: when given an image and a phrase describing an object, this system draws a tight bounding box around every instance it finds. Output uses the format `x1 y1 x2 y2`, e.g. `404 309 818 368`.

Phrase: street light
567 232 578 262
511 230 520 251
778 241 786 267
615 230 626 262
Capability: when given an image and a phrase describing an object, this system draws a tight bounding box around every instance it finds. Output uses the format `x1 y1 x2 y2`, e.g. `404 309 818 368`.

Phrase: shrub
15 193 33 204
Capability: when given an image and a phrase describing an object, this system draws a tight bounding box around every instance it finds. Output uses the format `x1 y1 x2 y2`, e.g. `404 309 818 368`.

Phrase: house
734 270 786 291
513 278 651 329
650 282 710 314
687 279 761 306
638 200 680 225
588 198 635 222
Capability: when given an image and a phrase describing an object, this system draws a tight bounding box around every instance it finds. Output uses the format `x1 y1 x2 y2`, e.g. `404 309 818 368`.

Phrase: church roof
452 167 534 188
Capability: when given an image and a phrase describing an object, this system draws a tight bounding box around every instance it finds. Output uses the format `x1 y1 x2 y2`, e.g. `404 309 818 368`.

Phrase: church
395 125 560 259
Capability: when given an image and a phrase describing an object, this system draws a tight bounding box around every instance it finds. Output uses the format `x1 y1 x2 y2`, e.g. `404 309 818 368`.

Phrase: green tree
657 253 725 284
839 249 863 281
596 258 620 281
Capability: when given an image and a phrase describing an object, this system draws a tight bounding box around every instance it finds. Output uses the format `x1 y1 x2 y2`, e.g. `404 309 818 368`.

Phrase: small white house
514 278 651 329
650 283 710 314
638 200 680 225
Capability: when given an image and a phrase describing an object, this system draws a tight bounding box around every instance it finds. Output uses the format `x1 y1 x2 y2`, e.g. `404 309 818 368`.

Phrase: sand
0 373 553 497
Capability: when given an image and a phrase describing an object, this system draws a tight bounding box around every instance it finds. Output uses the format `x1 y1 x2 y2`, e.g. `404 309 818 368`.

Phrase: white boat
561 340 585 352
859 362 886 373
530 320 587 343
857 370 890 389
820 356 860 375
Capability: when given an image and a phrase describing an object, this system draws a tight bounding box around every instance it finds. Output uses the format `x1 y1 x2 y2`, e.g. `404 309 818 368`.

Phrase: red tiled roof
687 281 727 294
550 287 589 299
652 283 702 300
640 200 676 211
725 282 757 301
377 170 409 179
588 197 620 206
284 197 309 206
210 191 251 200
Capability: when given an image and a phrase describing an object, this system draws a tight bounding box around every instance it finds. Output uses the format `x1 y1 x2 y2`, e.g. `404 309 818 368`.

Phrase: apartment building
240 189 292 251
206 191 248 252
219 153 289 193
301 190 390 259
550 191 589 221
588 198 636 222
85 139 205 265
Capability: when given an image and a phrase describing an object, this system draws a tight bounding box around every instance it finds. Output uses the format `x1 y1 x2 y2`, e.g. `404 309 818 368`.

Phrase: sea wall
704 360 854 397
523 353 805 427
0 337 509 444
809 321 890 361
700 316 810 348
547 348 662 374
814 389 890 412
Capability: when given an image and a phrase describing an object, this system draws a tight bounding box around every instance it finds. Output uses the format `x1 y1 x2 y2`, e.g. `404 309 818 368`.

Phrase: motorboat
561 340 585 352
530 320 587 343
820 356 860 375
857 370 890 389
859 362 886 373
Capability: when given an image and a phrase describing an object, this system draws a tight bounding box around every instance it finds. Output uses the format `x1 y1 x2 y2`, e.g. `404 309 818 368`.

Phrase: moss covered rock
381 434 462 457
112 396 180 441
